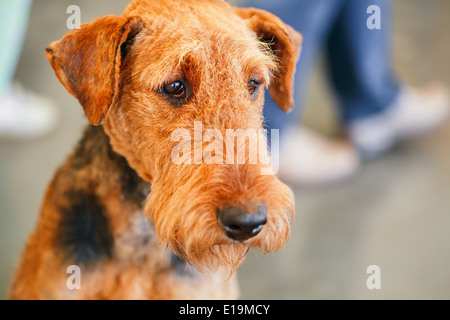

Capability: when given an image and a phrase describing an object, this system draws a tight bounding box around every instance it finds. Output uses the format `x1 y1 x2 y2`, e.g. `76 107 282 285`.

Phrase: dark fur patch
72 125 150 205
56 190 114 266
114 155 150 205
58 126 151 265
71 125 111 170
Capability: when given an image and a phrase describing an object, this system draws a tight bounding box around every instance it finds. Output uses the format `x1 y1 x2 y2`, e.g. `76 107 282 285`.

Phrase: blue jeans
241 0 400 136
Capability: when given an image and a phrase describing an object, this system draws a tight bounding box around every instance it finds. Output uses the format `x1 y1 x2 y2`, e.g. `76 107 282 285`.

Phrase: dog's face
46 0 301 274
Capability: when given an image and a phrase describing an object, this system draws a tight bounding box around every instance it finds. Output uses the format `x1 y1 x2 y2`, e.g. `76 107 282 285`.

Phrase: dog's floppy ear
45 16 143 125
236 8 302 112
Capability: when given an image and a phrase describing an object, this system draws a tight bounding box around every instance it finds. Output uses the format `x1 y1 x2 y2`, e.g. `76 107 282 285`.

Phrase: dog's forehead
126 1 275 90
124 0 239 25
124 0 261 56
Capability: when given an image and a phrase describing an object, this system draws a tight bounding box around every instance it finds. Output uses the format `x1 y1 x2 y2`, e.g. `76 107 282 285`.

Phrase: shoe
348 83 450 159
0 84 59 140
277 126 360 187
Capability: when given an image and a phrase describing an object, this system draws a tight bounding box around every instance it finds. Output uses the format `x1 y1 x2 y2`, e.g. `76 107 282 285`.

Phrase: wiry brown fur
10 0 301 299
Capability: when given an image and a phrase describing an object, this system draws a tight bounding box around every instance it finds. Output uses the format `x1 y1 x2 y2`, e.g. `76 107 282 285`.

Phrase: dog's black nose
217 205 267 242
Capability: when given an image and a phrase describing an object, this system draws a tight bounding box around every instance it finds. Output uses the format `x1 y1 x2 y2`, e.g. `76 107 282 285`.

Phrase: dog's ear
45 16 144 125
236 8 302 112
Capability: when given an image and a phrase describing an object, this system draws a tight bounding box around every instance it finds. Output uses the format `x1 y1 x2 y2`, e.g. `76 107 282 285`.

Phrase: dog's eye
248 79 261 96
163 81 186 99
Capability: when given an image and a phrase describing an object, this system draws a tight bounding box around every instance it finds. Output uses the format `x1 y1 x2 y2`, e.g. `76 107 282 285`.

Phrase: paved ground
1 0 450 299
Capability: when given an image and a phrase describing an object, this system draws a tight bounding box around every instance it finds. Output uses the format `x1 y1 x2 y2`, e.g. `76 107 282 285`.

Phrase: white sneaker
278 126 360 186
0 84 59 140
349 83 450 159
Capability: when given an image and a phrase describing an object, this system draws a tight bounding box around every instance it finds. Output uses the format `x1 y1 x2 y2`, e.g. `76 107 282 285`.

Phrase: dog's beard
145 166 294 276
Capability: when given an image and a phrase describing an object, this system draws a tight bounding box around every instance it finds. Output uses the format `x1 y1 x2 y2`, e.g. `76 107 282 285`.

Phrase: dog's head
46 0 301 275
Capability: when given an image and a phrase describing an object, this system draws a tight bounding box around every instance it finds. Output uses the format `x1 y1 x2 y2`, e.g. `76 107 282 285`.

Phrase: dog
9 0 301 299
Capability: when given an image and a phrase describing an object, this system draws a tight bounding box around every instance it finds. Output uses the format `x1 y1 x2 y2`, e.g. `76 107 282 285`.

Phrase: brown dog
9 0 301 299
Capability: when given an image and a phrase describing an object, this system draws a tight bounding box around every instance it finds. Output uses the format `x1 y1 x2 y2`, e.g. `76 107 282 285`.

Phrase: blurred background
1 0 450 299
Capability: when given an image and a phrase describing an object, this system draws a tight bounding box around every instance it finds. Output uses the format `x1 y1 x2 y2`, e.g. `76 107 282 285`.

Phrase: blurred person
241 0 450 186
0 0 58 140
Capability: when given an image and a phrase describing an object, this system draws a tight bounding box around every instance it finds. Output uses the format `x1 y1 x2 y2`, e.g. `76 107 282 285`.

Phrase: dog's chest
115 211 161 263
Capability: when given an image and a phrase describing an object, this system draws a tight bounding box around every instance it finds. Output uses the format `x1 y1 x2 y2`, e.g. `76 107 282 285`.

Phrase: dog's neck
71 125 151 206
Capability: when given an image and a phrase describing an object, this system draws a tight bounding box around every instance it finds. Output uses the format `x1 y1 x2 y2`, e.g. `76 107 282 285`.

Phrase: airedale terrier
9 0 301 299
